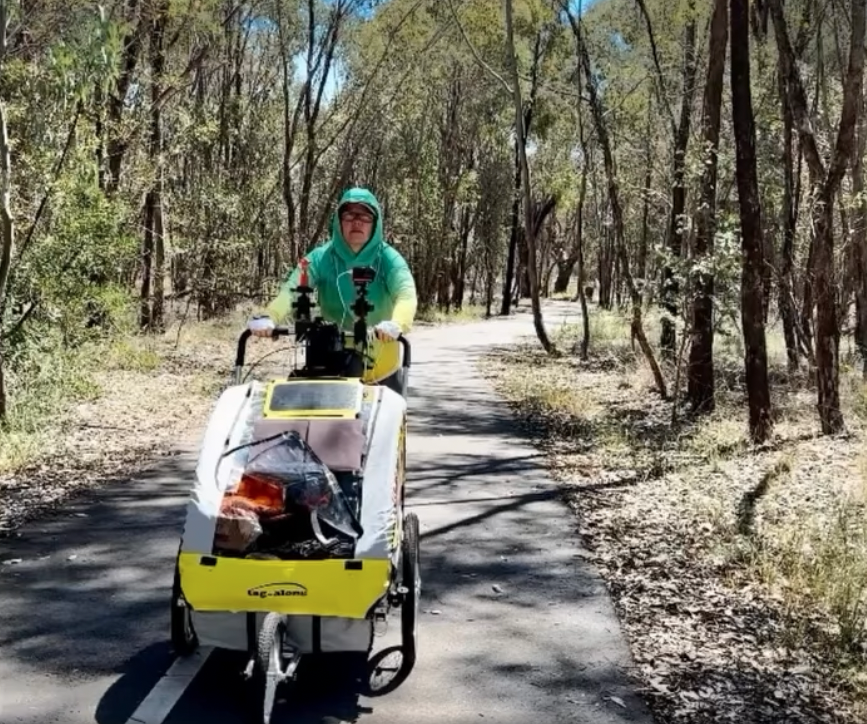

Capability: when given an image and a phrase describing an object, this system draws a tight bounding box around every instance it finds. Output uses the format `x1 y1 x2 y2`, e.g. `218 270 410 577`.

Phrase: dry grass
485 304 867 724
0 303 290 532
416 303 487 325
0 298 487 534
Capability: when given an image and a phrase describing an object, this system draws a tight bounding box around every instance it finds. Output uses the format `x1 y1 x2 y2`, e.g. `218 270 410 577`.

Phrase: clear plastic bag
242 431 362 542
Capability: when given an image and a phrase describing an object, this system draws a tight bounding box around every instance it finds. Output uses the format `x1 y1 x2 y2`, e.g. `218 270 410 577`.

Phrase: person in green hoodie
248 187 417 394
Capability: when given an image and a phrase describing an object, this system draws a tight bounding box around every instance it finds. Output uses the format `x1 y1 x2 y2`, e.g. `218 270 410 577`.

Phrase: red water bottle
299 257 309 288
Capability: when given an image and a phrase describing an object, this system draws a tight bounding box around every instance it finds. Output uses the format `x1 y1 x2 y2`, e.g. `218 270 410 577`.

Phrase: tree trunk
277 0 302 262
660 0 698 360
639 91 652 283
567 6 666 396
769 0 864 433
731 0 772 443
553 255 576 294
799 230 815 356
687 0 727 414
853 94 867 377
816 0 865 431
0 97 11 421
556 150 592 297
0 0 12 420
298 0 342 243
501 145 521 315
452 205 472 309
499 27 546 316
105 0 143 195
149 0 168 332
813 196 844 432
576 121 590 360
140 194 155 329
778 64 800 372
504 0 554 354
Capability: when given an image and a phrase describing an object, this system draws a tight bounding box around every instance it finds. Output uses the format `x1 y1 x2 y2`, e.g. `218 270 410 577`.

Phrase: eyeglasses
340 211 374 224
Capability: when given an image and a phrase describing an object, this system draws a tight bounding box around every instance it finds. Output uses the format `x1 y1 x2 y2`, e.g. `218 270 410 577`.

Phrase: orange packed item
214 474 285 553
226 472 285 516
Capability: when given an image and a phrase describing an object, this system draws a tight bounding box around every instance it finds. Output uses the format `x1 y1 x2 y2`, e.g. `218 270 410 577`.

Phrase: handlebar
234 327 292 369
399 334 411 368
234 325 411 374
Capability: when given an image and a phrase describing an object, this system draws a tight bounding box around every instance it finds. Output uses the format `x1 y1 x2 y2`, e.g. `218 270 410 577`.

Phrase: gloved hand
373 320 401 341
248 315 275 338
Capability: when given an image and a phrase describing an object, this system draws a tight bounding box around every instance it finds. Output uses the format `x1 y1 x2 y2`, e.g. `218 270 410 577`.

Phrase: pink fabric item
251 418 364 471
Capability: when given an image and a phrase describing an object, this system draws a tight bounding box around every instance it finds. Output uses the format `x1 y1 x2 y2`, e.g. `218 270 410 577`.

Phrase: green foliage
5 155 138 352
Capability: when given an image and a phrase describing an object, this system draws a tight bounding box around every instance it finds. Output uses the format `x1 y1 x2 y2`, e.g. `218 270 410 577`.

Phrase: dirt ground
483 315 867 724
7 298 867 722
0 314 246 534
0 306 486 535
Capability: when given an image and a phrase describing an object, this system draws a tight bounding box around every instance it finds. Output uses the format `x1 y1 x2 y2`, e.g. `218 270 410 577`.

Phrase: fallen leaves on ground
0 322 295 534
484 341 867 724
0 304 473 535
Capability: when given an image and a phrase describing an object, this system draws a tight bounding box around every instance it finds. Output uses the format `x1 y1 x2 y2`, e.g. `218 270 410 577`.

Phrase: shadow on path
0 455 193 721
2 302 653 724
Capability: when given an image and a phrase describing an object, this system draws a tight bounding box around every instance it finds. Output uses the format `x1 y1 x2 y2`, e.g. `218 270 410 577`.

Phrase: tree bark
687 0 727 414
553 255 576 294
500 148 521 314
576 110 590 360
298 0 343 244
566 4 666 397
731 0 772 443
504 0 554 354
0 0 12 419
638 90 653 282
816 0 865 431
500 28 545 316
778 64 800 372
661 0 698 360
141 0 168 332
853 93 867 377
769 0 865 433
0 99 11 421
105 0 144 195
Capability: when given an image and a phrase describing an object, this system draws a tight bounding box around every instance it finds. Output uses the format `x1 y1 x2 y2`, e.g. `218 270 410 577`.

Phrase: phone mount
351 265 375 346
291 261 377 378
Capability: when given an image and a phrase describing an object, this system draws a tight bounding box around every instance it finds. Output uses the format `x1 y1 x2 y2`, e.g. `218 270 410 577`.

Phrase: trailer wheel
400 512 420 666
170 561 198 657
256 613 300 724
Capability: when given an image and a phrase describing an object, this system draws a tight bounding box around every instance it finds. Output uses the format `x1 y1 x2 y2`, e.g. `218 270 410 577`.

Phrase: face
339 203 375 250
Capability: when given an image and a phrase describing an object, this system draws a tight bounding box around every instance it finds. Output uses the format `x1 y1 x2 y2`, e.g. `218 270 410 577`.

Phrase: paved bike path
0 303 653 724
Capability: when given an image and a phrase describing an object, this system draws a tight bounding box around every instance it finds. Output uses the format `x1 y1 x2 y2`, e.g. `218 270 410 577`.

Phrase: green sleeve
385 247 418 333
265 249 321 322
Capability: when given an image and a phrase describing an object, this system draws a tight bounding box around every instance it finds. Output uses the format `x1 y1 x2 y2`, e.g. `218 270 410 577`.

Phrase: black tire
256 612 286 677
400 512 420 664
255 613 289 724
396 369 408 398
399 429 407 510
170 561 199 657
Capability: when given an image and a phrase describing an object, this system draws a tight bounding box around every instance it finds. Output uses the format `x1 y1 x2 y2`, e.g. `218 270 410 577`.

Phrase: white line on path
125 647 213 724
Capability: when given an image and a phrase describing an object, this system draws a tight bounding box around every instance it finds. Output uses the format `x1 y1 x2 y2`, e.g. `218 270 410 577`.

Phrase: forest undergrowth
0 301 483 534
485 303 867 724
0 306 248 533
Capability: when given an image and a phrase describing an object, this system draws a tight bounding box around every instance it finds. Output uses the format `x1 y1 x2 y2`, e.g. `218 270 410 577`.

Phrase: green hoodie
265 187 418 382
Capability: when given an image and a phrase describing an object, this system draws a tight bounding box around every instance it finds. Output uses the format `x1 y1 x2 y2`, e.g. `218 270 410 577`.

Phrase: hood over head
331 187 384 264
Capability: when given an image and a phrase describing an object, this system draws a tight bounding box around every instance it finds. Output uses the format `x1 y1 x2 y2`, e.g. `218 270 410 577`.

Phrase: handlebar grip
235 327 292 370
399 335 411 369
235 329 252 369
